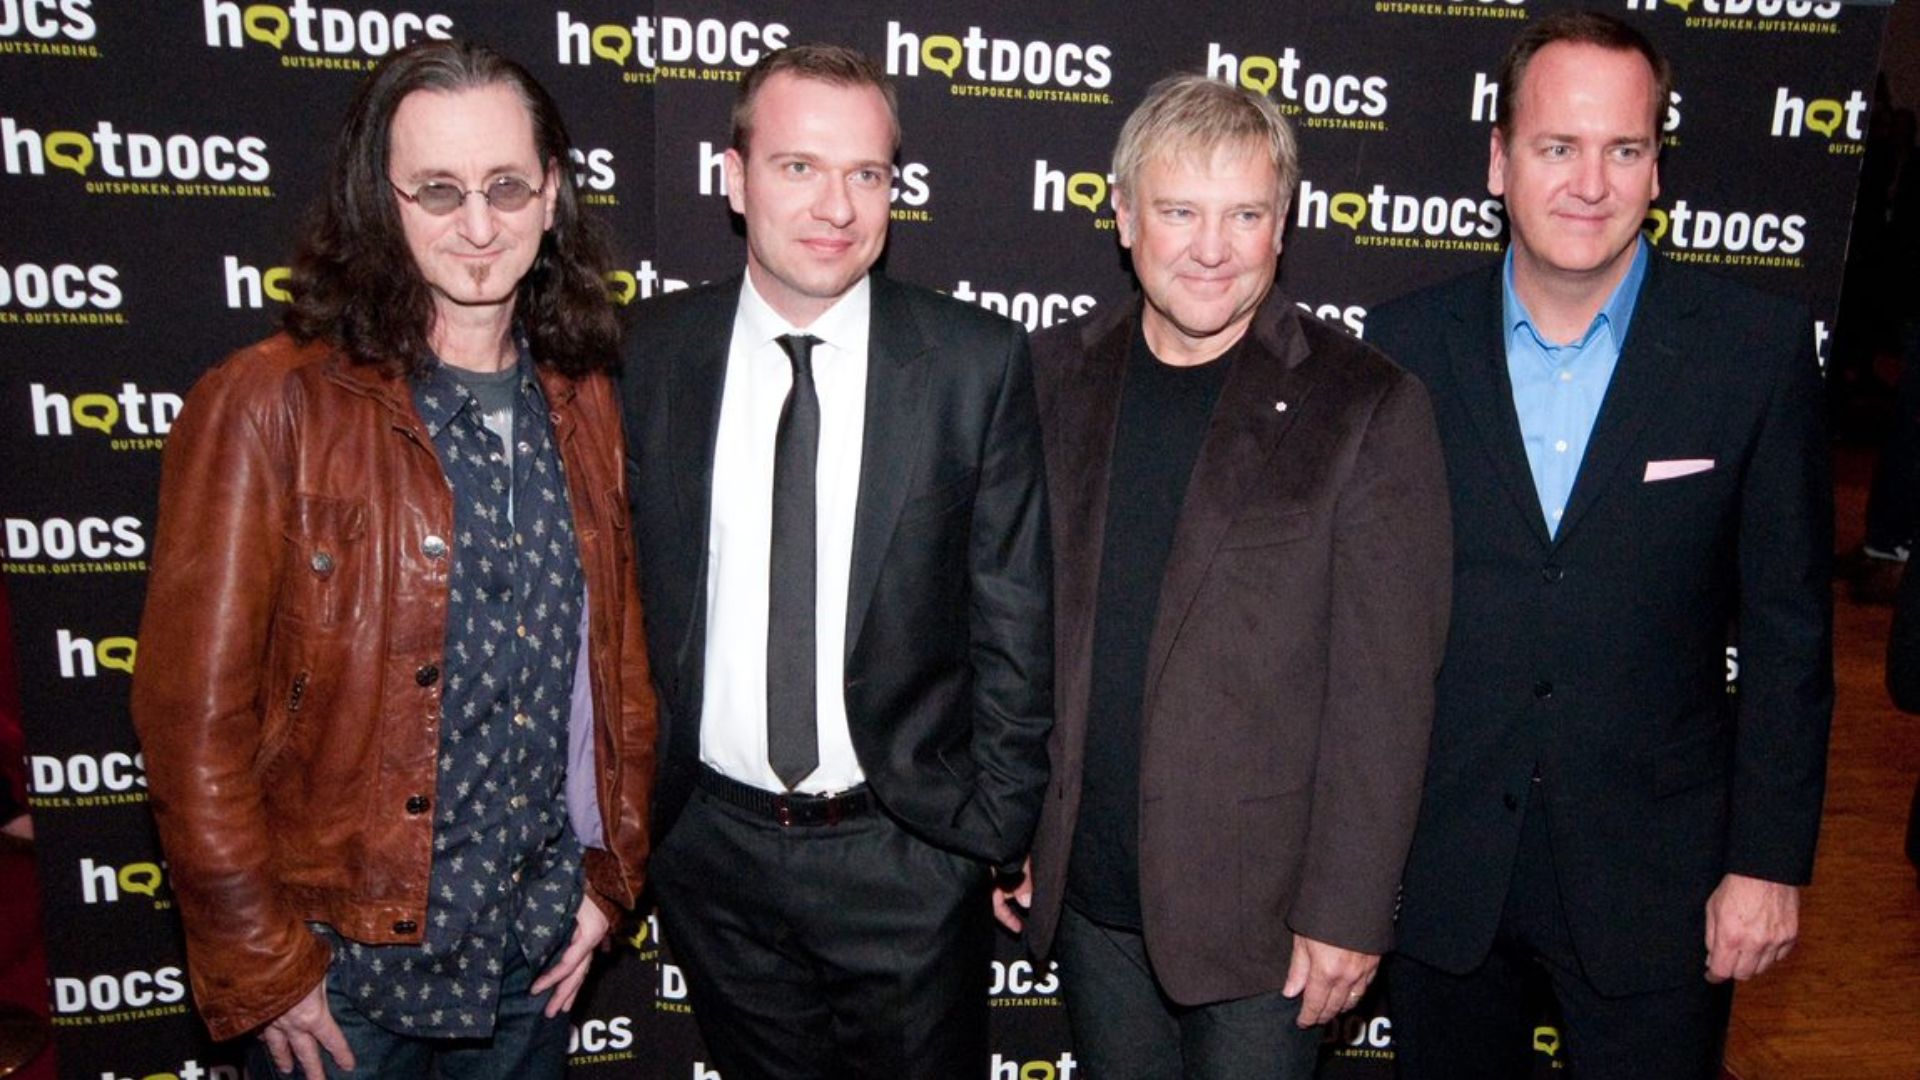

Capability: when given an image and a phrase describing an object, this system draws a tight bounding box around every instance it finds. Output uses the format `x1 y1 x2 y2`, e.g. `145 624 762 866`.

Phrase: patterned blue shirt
325 350 586 1037
1503 238 1649 538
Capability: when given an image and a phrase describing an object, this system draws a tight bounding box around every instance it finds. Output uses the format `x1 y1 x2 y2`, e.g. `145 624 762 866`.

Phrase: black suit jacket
1368 254 1833 996
621 273 1053 868
1023 292 1452 1005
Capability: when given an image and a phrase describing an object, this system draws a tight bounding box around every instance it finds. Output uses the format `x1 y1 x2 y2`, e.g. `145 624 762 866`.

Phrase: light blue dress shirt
1503 239 1649 538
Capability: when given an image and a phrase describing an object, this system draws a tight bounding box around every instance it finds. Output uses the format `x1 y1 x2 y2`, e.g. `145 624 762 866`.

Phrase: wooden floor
1723 448 1920 1080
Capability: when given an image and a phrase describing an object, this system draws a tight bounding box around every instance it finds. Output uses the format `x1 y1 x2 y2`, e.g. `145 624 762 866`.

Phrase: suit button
392 920 417 935
422 535 448 559
1532 680 1554 699
1541 564 1564 583
405 795 430 815
415 664 439 687
1503 793 1519 812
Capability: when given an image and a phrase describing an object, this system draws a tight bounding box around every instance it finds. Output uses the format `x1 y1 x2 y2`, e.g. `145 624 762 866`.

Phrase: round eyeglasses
391 175 543 216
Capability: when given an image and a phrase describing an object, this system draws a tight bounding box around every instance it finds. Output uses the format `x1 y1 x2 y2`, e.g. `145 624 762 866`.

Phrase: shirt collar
737 271 872 355
411 332 536 438
1502 236 1649 353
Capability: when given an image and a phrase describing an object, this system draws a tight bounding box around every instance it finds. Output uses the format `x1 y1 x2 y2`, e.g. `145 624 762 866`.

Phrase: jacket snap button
405 795 430 814
415 664 439 687
392 920 417 935
1532 680 1554 699
310 551 334 575
422 535 448 559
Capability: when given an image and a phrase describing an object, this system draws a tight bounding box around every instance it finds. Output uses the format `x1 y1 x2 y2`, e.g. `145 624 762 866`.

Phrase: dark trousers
1054 905 1320 1080
247 934 568 1080
650 784 991 1080
1391 786 1733 1080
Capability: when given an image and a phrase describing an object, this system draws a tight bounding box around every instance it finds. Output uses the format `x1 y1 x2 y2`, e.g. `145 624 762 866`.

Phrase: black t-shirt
1065 321 1234 930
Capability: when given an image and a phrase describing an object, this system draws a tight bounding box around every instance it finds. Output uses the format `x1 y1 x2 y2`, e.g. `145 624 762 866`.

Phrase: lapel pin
1274 401 1288 413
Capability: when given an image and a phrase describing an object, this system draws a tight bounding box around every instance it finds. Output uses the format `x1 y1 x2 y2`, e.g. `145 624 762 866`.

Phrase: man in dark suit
994 74 1452 1078
621 45 1051 1079
1368 13 1833 1079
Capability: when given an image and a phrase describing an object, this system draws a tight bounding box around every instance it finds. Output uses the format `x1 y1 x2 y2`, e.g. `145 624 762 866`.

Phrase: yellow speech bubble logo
626 919 651 949
1019 1064 1056 1080
1532 1025 1561 1055
921 35 962 79
243 4 291 49
591 25 633 66
1643 208 1669 245
1665 0 1694 11
263 267 293 304
44 131 93 176
1804 99 1843 139
70 393 120 434
96 636 137 674
1328 193 1368 231
1238 56 1279 97
118 861 163 897
140 1072 184 1080
605 271 637 306
1066 173 1108 214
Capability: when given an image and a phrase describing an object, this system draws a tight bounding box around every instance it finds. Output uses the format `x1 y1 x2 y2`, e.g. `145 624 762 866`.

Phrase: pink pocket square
1643 458 1715 482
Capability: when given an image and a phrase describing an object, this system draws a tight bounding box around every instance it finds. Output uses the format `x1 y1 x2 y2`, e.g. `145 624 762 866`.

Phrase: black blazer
1024 292 1452 1005
1368 254 1833 996
620 273 1053 868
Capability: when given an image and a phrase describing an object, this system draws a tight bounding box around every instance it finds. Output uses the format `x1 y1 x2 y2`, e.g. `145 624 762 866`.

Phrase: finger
264 1028 295 1075
312 1009 356 1073
531 935 593 997
292 1033 329 1080
548 959 592 1017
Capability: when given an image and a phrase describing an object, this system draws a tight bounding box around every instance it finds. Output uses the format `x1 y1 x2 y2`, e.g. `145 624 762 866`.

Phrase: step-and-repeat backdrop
2 1 1887 1077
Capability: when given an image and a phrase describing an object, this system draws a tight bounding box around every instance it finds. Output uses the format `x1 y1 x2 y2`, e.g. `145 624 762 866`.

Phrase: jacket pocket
279 493 368 627
1218 508 1313 551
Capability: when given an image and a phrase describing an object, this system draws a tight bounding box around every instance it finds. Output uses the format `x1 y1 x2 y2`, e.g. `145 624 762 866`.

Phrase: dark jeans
247 934 569 1080
1391 785 1733 1080
1053 905 1321 1080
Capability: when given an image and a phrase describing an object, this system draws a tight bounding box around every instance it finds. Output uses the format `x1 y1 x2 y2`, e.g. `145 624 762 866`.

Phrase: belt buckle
822 793 843 827
773 794 797 827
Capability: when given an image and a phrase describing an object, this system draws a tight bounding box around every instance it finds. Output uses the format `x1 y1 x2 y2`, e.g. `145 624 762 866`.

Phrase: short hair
1496 10 1672 141
730 44 900 156
1111 73 1299 208
283 39 620 378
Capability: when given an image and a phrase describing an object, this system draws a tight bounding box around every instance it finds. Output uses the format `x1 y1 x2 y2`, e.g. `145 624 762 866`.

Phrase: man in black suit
1369 13 1832 1080
620 44 1051 1079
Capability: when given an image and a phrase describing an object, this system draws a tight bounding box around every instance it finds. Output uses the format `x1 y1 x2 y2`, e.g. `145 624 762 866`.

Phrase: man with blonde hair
997 73 1451 1078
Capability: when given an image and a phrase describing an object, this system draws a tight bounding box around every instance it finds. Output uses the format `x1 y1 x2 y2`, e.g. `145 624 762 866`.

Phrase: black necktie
768 333 821 790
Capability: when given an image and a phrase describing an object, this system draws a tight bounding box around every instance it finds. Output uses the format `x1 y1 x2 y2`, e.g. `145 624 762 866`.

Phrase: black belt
697 765 873 826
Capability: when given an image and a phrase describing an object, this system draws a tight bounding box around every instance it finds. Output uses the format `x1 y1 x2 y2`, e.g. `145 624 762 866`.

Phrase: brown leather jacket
130 334 656 1041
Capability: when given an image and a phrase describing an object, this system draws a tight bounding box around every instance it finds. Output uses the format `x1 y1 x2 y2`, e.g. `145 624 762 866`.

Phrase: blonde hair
1112 73 1298 205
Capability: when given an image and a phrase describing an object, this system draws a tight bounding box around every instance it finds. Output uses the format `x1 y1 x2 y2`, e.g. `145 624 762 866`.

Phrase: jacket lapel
845 275 933 659
664 277 740 676
1553 255 1689 545
1141 297 1318 713
1445 267 1555 549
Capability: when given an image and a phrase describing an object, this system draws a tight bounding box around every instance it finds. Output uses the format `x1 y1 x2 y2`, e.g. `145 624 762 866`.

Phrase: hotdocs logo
1374 0 1525 20
990 1054 1078 1080
1623 0 1841 35
54 627 137 678
51 966 188 1026
223 255 292 309
568 1013 637 1065
0 259 122 326
78 856 169 908
0 0 98 57
952 281 1097 333
885 20 1115 106
1031 160 1115 231
1205 44 1389 132
606 261 689 306
1467 71 1683 145
2 514 148 574
1770 86 1867 155
202 0 452 70
989 958 1061 1005
690 139 934 222
572 145 617 206
1296 179 1505 254
97 1060 239 1080
554 11 788 85
1325 1011 1394 1061
1643 199 1808 269
1297 299 1368 337
27 750 147 809
29 381 179 451
0 115 272 197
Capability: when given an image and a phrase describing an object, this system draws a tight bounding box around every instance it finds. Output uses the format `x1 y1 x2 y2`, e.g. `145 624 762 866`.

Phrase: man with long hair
131 40 655 1079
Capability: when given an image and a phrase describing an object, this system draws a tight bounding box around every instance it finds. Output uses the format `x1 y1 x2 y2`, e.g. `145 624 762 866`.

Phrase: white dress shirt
700 273 870 794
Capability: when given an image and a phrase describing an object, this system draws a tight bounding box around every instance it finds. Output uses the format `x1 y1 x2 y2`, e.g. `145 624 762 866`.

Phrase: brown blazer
1024 291 1451 1006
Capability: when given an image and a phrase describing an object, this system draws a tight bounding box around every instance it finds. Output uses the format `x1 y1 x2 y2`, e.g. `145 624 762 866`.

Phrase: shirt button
518 441 533 456
516 624 527 638
405 795 430 815
309 551 334 576
392 920 417 935
1542 564 1564 583
415 663 439 687
514 712 530 728
422 535 448 559
1533 680 1554 699
509 795 528 810
1554 439 1569 453
1552 508 1564 520
1558 370 1573 383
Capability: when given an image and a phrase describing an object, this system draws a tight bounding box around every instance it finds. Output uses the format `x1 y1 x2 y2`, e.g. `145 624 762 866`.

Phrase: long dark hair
283 39 620 378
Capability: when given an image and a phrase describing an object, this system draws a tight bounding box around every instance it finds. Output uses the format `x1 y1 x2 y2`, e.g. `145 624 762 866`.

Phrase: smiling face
387 83 558 335
1490 41 1660 300
725 72 894 327
1115 137 1285 366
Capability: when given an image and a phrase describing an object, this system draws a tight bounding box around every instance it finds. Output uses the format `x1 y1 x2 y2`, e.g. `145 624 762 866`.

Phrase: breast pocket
1218 508 1313 551
280 493 368 628
898 469 976 526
